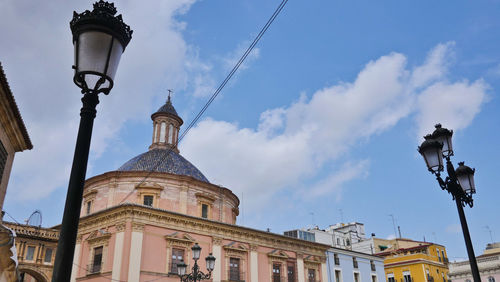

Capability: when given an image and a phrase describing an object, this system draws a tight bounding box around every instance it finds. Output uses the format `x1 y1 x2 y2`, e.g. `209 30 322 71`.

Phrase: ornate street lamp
177 243 216 282
418 124 480 282
52 2 132 281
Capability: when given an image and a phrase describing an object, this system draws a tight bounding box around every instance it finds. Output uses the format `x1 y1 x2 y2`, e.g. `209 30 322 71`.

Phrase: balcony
228 270 245 282
87 263 102 275
168 262 190 275
272 276 286 282
443 257 449 264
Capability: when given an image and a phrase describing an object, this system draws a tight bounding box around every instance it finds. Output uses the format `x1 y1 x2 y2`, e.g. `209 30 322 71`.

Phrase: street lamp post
52 1 132 281
177 243 216 282
418 124 481 282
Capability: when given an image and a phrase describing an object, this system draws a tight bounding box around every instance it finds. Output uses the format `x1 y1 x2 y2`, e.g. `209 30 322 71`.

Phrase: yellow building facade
376 238 449 282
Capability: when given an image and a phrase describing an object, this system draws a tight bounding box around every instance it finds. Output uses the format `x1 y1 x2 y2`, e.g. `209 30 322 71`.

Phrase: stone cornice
384 258 448 269
0 62 32 151
165 232 195 247
86 231 111 246
268 250 289 260
3 222 58 241
223 243 248 254
83 189 98 198
329 248 385 262
195 192 216 203
77 204 329 256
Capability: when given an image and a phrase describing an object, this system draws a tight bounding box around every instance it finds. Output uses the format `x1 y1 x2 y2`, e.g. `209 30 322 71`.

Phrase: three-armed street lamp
177 243 216 282
52 1 132 281
418 124 481 282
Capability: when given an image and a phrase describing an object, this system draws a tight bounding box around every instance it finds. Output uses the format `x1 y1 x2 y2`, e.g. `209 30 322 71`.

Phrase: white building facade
284 224 385 282
449 243 500 282
326 248 384 282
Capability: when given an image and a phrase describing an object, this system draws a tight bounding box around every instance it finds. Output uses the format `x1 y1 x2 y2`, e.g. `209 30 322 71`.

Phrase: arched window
168 124 174 144
488 277 495 282
153 122 158 142
159 122 166 142
466 279 472 282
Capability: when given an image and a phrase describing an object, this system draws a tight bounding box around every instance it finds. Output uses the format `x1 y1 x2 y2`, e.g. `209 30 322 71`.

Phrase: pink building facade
70 98 330 282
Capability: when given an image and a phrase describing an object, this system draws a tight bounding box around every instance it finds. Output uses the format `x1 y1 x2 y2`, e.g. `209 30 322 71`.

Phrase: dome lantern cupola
149 93 183 152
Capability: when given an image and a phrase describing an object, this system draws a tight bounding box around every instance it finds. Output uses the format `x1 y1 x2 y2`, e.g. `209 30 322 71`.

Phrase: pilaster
112 222 126 281
212 236 223 282
70 236 82 282
297 253 305 282
127 222 144 281
250 244 259 282
321 260 328 282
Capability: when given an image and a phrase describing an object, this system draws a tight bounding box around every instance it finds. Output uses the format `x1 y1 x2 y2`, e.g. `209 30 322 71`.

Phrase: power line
2 210 21 224
119 0 289 203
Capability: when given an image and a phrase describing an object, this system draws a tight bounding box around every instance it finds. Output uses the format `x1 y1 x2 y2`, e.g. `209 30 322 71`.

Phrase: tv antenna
25 210 42 227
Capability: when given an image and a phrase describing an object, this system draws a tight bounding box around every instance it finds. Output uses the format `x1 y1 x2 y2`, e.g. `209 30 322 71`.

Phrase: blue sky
1 0 499 262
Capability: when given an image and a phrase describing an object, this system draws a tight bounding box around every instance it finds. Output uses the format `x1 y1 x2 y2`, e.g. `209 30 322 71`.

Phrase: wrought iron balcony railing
87 262 102 275
228 270 245 282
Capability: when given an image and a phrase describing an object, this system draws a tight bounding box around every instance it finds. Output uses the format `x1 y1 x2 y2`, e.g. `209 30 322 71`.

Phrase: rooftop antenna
398 226 402 238
25 210 42 228
389 214 397 238
338 208 344 223
485 226 494 243
310 212 315 228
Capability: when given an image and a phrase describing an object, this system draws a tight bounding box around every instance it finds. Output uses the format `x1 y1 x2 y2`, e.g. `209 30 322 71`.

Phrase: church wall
82 173 239 225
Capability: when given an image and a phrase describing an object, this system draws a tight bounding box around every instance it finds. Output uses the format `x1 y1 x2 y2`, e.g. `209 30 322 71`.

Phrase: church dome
117 148 209 183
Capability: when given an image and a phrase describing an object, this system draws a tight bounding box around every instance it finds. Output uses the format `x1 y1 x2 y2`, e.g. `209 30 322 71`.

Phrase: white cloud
415 80 488 138
1 0 201 200
182 42 489 211
305 160 370 199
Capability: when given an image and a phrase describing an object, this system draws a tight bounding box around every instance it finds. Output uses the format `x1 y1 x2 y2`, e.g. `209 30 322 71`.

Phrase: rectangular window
229 257 240 281
308 269 316 282
0 141 7 183
26 246 35 261
201 204 208 218
170 248 184 274
44 248 53 263
370 260 376 271
334 253 340 265
287 262 296 282
387 273 395 282
273 263 281 282
143 195 154 207
91 246 103 273
352 257 358 268
86 201 92 215
353 272 360 282
403 271 412 282
371 274 377 282
335 270 341 282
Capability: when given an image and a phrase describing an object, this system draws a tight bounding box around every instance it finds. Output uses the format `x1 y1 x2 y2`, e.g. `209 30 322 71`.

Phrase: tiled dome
118 148 209 183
